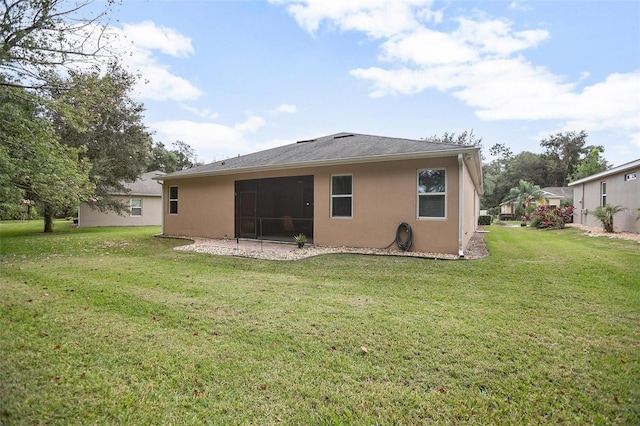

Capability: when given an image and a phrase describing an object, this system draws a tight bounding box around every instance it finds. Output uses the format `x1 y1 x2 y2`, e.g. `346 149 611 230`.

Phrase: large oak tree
48 63 152 215
1 1 158 231
0 84 93 231
1 0 117 90
541 131 604 186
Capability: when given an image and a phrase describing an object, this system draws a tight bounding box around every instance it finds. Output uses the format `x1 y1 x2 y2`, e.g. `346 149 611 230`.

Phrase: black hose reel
395 222 413 251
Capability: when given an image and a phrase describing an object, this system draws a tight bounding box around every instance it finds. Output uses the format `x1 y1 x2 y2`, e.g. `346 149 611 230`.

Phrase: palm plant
590 204 626 232
503 180 546 222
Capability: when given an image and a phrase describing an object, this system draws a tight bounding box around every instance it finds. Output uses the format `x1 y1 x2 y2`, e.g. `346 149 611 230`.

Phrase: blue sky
103 0 639 167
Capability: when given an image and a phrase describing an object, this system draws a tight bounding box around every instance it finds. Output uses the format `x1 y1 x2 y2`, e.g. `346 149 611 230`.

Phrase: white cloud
454 17 548 57
54 21 202 102
559 71 640 133
453 58 577 121
180 104 220 120
350 64 463 96
135 66 202 101
509 1 532 12
273 103 298 114
235 116 267 133
269 0 431 38
277 2 639 149
121 21 195 57
417 7 444 24
380 28 478 65
149 116 267 162
113 21 203 102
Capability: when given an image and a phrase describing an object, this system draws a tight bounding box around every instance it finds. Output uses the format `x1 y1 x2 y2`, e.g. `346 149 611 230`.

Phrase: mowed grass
0 220 638 425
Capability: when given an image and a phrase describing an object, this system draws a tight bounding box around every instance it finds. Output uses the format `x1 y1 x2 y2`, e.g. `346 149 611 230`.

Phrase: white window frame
130 198 142 217
600 181 607 207
169 186 178 215
330 174 353 218
417 168 447 219
624 172 637 181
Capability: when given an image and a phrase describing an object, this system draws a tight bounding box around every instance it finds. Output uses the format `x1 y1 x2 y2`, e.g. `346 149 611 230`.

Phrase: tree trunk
43 205 54 233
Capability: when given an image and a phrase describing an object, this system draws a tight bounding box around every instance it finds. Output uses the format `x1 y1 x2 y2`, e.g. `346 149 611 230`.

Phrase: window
331 175 352 218
625 172 637 181
418 169 446 218
169 186 178 214
600 182 606 207
130 199 142 217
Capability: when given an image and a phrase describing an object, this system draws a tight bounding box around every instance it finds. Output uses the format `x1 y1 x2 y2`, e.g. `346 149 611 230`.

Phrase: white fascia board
568 158 640 186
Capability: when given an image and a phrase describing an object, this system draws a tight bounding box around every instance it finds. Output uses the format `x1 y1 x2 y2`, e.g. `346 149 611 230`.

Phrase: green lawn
1 220 639 424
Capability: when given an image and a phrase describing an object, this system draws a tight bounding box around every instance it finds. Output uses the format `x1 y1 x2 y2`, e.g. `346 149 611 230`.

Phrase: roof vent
297 138 315 144
333 133 354 139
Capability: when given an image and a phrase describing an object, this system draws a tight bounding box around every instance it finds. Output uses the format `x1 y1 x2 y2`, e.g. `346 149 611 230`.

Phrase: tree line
424 129 610 212
1 0 199 230
481 130 609 211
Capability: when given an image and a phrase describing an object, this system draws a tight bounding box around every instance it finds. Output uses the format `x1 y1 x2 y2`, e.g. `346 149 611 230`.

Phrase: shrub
589 204 626 232
478 215 492 226
561 197 573 208
525 205 574 229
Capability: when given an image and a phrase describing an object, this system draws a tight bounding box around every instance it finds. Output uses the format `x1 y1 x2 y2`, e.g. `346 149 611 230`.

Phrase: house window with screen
169 186 178 214
418 169 446 218
331 175 352 218
130 199 142 217
600 182 606 207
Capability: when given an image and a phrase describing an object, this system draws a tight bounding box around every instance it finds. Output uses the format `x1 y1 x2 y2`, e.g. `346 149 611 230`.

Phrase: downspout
458 154 465 259
157 179 165 235
581 184 585 225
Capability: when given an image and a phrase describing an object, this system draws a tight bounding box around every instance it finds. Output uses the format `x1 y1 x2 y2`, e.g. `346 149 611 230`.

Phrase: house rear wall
162 156 470 254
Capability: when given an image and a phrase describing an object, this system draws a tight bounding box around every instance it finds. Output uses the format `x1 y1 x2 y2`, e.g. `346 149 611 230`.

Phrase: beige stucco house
499 201 516 220
540 187 572 207
156 133 484 257
569 158 640 233
78 171 164 228
499 187 571 220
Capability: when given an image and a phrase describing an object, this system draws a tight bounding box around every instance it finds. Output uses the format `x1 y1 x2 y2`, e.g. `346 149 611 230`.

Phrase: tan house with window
78 171 164 228
499 187 571 220
156 133 484 257
569 158 640 233
541 187 572 207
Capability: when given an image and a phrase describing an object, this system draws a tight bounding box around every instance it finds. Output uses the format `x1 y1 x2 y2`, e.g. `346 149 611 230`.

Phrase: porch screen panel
235 176 313 241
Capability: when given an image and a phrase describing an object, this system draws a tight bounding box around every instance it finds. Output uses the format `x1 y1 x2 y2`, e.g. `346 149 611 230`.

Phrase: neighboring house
499 187 571 220
155 133 484 257
78 171 165 228
499 201 516 220
568 158 640 233
540 187 572 207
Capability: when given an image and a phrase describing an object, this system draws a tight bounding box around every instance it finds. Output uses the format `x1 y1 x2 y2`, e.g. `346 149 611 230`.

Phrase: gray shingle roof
541 187 572 198
160 132 479 180
118 171 164 195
